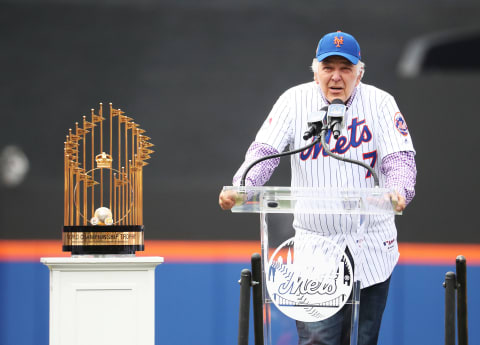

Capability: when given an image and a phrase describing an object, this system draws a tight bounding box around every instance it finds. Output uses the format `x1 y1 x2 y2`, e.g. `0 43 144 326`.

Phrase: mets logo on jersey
300 117 377 179
394 112 409 136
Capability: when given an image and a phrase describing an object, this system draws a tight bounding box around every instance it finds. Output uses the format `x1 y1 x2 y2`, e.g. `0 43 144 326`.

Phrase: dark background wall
1 0 479 242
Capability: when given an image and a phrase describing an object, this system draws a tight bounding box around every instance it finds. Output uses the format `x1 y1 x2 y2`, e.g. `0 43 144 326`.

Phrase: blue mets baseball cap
316 31 361 65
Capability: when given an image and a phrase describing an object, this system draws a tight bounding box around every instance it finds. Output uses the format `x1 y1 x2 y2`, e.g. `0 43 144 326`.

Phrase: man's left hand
391 191 406 213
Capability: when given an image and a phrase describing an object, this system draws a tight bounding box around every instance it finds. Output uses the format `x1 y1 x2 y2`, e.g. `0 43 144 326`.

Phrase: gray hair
311 58 365 80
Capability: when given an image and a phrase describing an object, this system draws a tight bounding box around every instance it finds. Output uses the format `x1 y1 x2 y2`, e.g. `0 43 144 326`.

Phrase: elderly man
219 31 416 345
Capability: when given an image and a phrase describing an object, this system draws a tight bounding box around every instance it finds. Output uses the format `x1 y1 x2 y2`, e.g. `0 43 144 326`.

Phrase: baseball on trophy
91 207 113 226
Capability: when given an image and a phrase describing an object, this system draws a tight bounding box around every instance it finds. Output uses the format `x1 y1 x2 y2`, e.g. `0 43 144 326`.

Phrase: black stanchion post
238 269 252 345
444 271 456 345
251 253 264 345
456 255 468 345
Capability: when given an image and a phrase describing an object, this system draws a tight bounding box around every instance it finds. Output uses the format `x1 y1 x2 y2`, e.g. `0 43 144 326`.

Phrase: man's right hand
218 190 237 210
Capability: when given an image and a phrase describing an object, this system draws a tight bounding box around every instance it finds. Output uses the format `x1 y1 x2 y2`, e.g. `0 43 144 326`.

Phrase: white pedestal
41 256 164 345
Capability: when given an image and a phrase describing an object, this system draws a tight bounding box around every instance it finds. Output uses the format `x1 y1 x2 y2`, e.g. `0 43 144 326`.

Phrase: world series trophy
62 103 154 255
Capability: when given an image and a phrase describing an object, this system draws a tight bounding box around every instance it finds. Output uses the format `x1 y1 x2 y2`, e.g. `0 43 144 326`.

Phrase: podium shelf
223 186 401 215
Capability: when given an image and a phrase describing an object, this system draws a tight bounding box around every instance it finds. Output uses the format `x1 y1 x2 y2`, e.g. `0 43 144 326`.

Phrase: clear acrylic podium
223 186 399 345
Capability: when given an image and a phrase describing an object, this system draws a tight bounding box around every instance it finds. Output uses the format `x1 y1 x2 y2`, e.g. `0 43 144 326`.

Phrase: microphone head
307 107 328 126
327 101 346 129
304 106 328 140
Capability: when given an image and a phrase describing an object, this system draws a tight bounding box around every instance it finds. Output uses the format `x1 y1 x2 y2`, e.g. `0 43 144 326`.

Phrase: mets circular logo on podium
266 236 353 322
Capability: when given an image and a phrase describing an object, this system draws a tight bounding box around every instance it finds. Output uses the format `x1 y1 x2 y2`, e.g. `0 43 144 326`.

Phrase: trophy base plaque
62 225 144 255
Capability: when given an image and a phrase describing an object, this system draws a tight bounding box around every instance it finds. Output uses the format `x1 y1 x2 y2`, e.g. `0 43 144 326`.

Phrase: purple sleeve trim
232 142 280 186
380 151 417 205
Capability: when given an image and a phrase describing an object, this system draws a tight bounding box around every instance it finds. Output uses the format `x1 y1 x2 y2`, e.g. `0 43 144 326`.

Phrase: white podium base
41 256 164 345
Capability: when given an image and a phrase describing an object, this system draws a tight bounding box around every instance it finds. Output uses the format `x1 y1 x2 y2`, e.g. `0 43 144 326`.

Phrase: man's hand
219 190 237 210
391 191 406 213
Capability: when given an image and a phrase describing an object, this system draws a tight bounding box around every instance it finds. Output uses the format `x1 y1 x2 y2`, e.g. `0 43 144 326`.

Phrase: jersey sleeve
254 90 294 152
381 151 417 205
374 94 415 160
232 142 280 186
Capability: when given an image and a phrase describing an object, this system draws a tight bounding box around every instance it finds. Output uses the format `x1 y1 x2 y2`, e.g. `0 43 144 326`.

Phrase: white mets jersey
254 81 415 287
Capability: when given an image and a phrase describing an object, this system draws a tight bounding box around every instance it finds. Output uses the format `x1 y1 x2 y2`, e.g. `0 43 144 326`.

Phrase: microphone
327 99 346 139
303 106 328 140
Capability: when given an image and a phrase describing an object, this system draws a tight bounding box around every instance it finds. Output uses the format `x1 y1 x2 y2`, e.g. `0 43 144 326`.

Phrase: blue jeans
296 272 391 345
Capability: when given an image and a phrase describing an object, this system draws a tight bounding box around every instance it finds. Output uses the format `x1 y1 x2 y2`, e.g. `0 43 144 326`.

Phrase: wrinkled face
316 56 361 103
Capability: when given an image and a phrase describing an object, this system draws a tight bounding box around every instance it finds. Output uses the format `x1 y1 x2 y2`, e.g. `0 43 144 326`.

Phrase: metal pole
251 253 264 345
456 255 468 345
238 269 252 345
444 271 456 345
350 280 361 345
